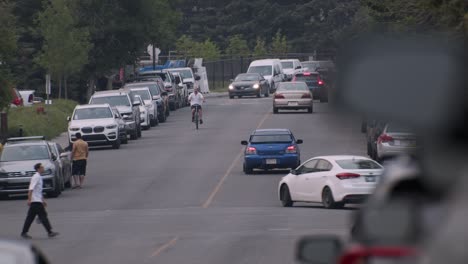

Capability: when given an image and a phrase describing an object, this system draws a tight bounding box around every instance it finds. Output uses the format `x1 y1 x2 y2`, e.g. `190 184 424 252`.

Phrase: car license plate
365 176 376 182
266 159 277 165
288 102 299 106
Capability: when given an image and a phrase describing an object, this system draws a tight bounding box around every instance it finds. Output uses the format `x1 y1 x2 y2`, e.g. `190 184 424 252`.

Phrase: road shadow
292 204 360 211
248 169 290 175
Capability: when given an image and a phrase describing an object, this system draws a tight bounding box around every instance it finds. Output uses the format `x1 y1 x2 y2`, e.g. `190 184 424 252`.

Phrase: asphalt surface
0 95 366 264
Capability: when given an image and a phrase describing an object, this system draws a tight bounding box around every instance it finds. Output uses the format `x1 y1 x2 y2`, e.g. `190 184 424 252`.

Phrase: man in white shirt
188 88 205 124
21 163 59 239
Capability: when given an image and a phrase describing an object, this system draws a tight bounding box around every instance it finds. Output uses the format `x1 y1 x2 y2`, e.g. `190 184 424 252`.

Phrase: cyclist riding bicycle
188 88 205 124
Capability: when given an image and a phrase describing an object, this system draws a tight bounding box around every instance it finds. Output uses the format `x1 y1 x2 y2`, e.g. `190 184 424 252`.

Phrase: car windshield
281 62 294 69
48 144 59 157
277 83 308 91
127 84 160 96
131 90 151 101
336 159 383 170
1 145 50 162
248 66 272 76
73 107 113 120
302 62 320 71
90 95 130 107
387 124 414 133
140 72 168 81
235 74 259 82
172 69 193 79
250 134 293 144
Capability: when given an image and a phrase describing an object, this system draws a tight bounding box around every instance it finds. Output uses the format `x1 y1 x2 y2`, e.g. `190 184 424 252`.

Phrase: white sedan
278 155 384 209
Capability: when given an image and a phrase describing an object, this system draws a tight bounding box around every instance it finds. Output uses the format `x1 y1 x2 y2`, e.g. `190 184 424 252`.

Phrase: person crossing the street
21 163 59 239
71 132 89 189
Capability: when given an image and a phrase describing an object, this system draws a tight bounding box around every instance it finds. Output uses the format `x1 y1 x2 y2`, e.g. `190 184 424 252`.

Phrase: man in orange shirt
71 133 89 189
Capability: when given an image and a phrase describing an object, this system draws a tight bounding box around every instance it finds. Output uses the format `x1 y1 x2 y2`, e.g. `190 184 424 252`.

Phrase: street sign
45 74 51 95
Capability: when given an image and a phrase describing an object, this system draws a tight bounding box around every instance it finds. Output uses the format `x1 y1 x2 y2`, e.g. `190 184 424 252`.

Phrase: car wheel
130 128 138 140
280 185 294 207
169 103 176 111
257 92 261 98
137 125 142 138
322 187 344 209
47 177 62 198
243 163 253 174
112 139 121 149
229 95 234 99
150 118 157 127
307 107 313 113
264 89 269 97
273 107 279 114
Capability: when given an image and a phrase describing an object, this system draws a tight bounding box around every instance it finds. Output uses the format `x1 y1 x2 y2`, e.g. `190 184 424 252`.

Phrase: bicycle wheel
195 111 199 130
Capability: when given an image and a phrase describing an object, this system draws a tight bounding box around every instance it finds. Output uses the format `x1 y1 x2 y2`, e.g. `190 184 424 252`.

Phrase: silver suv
89 90 142 140
0 137 64 199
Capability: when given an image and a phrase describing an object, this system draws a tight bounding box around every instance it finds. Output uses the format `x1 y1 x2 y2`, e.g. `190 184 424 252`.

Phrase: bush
7 99 77 140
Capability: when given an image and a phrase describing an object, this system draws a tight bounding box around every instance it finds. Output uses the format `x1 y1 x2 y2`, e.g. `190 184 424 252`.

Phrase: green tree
0 0 17 110
225 34 250 57
253 37 267 57
193 39 221 61
36 0 91 99
175 35 197 56
270 30 288 55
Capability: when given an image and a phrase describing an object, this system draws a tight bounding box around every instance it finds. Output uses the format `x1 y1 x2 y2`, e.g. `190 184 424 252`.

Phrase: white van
247 59 285 92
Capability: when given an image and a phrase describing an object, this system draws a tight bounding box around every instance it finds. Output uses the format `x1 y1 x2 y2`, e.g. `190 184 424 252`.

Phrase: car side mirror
195 75 201 81
296 66 301 69
60 153 69 159
296 235 343 264
52 154 57 161
290 169 298 175
67 116 71 121
241 140 248 145
296 139 303 144
133 100 141 106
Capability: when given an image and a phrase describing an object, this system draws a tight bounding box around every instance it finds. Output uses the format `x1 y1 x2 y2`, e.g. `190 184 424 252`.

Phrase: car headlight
229 85 234 90
253 83 260 89
69 127 80 131
122 113 134 121
106 124 117 129
43 168 53 175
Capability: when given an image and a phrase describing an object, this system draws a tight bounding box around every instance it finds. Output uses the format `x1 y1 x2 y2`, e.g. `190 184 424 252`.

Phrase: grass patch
207 81 229 93
7 99 78 140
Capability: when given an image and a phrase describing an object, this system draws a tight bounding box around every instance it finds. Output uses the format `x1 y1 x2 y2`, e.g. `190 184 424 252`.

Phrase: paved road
0 96 366 264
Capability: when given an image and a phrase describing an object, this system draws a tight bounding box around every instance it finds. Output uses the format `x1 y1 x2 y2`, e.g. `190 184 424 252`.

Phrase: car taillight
13 98 21 105
245 147 257 155
286 145 297 153
318 80 324 85
301 93 311 99
275 94 285 99
378 134 394 144
336 173 361 180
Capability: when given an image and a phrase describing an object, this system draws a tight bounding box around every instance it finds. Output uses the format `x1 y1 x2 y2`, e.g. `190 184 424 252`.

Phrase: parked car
48 142 72 189
0 239 50 264
171 71 189 106
247 59 286 92
280 59 303 80
228 73 269 99
273 82 313 114
111 107 128 145
167 67 201 94
89 90 142 140
376 123 419 161
138 70 180 110
68 104 127 149
292 72 328 102
124 81 168 123
301 60 335 72
366 119 387 160
134 95 150 130
279 155 383 209
241 129 303 174
18 90 35 107
11 88 23 107
123 86 158 127
0 136 63 199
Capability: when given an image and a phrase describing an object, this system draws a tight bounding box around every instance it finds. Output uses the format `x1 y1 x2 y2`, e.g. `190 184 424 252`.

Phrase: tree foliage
270 30 288 55
225 35 250 57
0 1 17 109
253 37 267 57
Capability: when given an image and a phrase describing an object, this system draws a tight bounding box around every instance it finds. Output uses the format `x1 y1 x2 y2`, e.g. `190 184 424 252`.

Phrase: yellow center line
202 109 272 208
150 236 179 258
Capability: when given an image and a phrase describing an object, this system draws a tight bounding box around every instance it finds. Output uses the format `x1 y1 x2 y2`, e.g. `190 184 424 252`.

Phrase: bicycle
192 104 201 130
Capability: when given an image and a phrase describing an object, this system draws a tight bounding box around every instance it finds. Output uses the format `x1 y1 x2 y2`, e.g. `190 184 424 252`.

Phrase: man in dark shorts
72 133 88 189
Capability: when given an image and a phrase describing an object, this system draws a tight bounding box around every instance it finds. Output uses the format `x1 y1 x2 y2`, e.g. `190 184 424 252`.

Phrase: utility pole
152 44 156 70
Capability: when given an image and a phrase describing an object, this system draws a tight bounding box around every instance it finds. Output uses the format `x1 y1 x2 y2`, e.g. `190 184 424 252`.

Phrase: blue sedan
241 129 303 174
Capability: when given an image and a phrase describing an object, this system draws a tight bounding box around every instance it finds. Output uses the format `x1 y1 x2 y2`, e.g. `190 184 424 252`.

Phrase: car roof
75 104 110 109
249 59 281 66
310 155 374 161
125 81 158 86
280 59 299 62
253 129 291 135
91 90 130 97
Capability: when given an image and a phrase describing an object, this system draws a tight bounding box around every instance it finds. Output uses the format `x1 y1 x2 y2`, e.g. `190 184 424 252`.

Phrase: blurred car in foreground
228 73 269 99
0 137 63 198
376 123 419 161
0 239 50 264
273 82 313 114
241 129 303 174
292 72 328 102
279 156 383 209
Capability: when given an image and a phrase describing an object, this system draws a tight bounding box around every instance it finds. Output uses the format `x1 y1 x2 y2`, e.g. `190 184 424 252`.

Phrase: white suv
68 104 127 149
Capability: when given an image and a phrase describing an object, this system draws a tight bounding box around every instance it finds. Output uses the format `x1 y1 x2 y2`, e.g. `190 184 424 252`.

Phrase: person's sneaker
200 119 203 124
21 233 32 239
48 232 59 238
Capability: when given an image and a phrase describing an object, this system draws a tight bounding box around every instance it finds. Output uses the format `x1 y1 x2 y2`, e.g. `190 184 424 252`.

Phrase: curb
204 92 228 98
